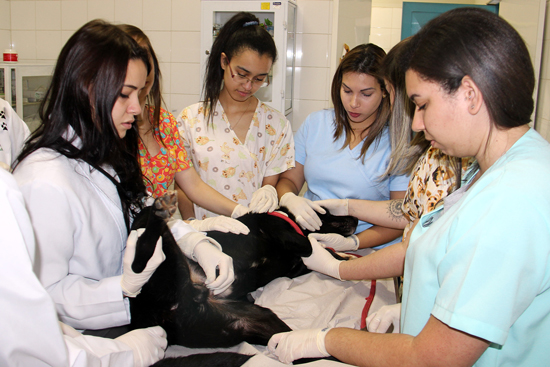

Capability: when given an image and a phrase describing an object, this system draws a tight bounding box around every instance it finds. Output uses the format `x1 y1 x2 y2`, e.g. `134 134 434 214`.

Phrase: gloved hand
121 229 165 297
314 199 349 216
302 235 342 280
309 232 359 252
268 328 331 364
366 303 401 333
179 232 234 295
249 185 278 213
279 192 326 231
115 326 167 367
231 204 250 219
189 216 249 235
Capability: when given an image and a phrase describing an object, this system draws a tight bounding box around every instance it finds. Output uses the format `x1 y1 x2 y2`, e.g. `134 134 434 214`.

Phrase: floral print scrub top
177 100 295 219
401 146 476 238
138 107 192 198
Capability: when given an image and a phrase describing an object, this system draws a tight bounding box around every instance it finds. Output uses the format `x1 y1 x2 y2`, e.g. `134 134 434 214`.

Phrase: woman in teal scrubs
267 8 550 366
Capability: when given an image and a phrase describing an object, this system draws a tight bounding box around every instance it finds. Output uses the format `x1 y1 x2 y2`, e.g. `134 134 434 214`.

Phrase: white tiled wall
369 6 401 53
293 0 333 131
2 0 206 116
1 0 336 133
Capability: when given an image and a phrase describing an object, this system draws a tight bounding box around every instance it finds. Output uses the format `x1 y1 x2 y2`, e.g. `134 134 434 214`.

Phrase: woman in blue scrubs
276 44 410 250
268 8 550 366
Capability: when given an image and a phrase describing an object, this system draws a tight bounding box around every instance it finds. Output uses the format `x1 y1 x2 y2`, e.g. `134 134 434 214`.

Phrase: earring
471 105 475 109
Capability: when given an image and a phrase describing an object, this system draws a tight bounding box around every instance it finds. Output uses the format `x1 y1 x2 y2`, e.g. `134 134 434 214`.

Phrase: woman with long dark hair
13 19 165 334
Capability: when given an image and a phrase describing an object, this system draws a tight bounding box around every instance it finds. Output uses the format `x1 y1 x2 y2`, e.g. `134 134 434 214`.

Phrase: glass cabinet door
20 74 51 131
0 67 4 101
0 66 17 110
285 3 296 114
0 64 54 132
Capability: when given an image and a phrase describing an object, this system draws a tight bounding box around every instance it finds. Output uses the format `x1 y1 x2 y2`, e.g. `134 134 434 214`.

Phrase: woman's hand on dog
193 238 235 295
314 199 349 216
189 216 250 235
279 192 326 231
301 235 342 280
309 232 359 252
115 325 167 367
121 229 165 297
249 185 279 213
177 232 235 295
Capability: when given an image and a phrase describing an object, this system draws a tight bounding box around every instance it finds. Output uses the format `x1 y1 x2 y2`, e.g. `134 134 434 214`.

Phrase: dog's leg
131 191 177 273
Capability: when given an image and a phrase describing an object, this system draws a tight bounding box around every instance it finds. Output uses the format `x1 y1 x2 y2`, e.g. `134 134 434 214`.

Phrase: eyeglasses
227 63 270 88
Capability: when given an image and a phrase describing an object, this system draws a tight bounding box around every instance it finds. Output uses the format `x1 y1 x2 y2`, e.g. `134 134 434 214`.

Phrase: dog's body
205 210 357 301
129 193 358 351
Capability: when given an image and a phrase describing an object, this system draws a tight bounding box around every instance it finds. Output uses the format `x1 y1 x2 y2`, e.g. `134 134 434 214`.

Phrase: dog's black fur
149 352 253 367
129 192 358 359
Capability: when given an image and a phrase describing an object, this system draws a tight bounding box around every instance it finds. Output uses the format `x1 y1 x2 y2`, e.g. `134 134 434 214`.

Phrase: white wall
293 0 335 131
370 0 550 142
0 0 337 132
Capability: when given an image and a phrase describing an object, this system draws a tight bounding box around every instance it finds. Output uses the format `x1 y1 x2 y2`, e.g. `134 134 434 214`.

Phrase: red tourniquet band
267 211 305 236
345 252 376 330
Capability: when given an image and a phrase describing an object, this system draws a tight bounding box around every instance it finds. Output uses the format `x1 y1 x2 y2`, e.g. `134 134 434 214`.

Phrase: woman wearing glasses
177 12 294 220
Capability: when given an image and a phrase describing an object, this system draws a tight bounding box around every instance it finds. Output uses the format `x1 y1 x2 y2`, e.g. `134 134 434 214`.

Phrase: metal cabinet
201 0 297 117
0 63 54 132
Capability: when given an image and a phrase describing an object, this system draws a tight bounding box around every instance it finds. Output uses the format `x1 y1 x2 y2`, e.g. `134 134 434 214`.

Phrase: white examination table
165 248 397 366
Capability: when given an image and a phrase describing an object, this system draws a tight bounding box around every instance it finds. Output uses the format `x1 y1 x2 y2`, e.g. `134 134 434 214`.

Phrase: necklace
230 98 253 130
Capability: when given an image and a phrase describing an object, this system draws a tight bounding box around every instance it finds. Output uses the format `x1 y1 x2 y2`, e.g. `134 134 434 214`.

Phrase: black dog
129 192 358 351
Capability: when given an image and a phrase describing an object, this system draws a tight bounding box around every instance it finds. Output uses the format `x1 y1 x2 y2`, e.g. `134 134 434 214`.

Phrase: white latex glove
279 192 326 231
179 232 234 295
366 303 401 333
121 229 165 297
308 232 359 252
249 185 279 213
189 216 250 235
115 326 167 367
268 328 331 364
314 199 349 216
302 235 342 280
231 204 250 218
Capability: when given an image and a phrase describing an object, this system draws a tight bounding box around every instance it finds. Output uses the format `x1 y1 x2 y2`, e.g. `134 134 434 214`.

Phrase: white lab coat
13 136 131 330
0 168 135 367
0 98 30 168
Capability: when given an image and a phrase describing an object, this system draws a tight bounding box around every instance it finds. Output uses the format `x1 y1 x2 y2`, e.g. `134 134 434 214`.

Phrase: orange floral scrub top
138 107 192 198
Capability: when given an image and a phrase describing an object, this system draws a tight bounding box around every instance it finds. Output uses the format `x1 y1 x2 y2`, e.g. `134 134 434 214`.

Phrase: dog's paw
153 190 178 220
